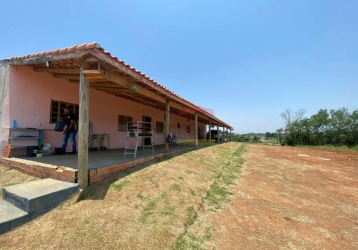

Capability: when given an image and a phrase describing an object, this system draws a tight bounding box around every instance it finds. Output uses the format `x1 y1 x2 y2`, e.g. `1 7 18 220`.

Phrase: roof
0 42 233 129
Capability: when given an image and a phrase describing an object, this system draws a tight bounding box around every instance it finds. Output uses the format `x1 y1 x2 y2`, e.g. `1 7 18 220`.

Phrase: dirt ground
207 144 358 249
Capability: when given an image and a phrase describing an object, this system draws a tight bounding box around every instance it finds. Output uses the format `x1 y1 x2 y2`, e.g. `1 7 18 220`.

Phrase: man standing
62 108 78 154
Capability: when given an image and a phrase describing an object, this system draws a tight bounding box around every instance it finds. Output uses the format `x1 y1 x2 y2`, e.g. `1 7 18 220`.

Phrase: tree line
279 108 358 147
232 134 263 143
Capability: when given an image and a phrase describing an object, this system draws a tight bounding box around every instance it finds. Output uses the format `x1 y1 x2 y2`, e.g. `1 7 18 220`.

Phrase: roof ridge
3 42 101 61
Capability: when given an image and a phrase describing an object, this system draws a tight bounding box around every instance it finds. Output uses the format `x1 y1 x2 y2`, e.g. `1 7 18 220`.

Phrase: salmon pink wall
1 66 206 154
0 65 10 154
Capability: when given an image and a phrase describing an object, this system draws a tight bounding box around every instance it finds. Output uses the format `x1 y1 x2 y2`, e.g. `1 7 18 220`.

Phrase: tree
252 135 260 143
279 107 358 148
330 108 350 146
265 132 271 139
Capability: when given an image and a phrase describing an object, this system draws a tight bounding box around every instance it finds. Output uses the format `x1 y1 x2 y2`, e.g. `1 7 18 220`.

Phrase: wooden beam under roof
80 69 209 121
77 54 206 117
82 69 167 103
34 68 80 74
92 87 135 93
52 74 80 80
91 49 231 128
89 82 124 88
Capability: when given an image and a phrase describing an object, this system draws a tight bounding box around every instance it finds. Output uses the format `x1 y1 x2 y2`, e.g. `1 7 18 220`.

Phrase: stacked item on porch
42 143 52 156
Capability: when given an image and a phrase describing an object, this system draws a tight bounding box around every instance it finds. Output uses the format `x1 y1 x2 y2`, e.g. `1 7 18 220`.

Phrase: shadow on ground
76 143 217 202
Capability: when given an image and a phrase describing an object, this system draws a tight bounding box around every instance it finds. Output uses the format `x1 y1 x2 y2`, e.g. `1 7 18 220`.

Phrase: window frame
118 115 133 131
50 100 79 124
156 121 164 133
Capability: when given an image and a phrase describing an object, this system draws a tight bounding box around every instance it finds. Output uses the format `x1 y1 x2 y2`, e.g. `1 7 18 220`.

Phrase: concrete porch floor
16 143 207 170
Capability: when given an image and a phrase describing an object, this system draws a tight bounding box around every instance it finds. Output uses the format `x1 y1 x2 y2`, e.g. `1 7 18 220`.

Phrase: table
173 134 185 144
92 134 110 151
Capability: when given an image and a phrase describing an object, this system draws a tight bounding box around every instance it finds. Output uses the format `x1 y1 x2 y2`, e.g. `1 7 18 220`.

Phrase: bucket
54 120 66 131
54 147 63 155
27 146 39 157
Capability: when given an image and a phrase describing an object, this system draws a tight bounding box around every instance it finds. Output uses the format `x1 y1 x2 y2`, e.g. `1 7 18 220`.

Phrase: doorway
142 116 152 145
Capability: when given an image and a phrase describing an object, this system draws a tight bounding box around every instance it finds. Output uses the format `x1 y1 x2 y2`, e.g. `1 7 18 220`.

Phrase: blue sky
1 0 357 133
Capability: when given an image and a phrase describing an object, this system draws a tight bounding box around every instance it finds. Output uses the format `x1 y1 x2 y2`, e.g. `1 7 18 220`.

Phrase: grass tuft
110 180 131 192
171 183 182 192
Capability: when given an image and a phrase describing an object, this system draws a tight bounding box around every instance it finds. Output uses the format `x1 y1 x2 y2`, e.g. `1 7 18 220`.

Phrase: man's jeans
62 129 77 153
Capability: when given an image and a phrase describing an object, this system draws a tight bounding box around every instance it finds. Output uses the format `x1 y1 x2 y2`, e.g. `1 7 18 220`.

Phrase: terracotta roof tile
66 46 76 53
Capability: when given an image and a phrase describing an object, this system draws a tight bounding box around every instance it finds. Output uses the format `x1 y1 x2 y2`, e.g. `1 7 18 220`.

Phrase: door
142 116 152 145
197 127 201 139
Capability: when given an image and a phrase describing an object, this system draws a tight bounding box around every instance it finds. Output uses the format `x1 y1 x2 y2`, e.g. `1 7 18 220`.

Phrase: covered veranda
1 42 233 187
19 143 200 170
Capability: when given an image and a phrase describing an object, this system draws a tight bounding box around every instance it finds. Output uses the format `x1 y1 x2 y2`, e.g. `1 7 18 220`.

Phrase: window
156 121 164 133
118 115 132 131
50 100 79 123
187 125 190 133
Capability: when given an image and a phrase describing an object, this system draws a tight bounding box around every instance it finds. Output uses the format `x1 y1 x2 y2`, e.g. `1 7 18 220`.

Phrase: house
0 43 233 187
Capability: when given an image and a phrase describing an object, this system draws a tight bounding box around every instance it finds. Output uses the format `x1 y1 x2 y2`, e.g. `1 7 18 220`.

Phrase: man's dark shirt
63 112 78 130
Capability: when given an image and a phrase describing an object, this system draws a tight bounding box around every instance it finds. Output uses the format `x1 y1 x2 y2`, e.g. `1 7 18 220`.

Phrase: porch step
0 200 30 234
3 178 78 213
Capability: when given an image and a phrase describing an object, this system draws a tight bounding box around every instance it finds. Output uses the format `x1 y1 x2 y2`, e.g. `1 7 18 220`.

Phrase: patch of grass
144 200 157 212
30 243 42 249
189 189 196 196
185 206 198 226
171 183 182 192
262 138 278 144
83 218 89 225
185 170 198 175
76 185 98 202
221 174 237 186
204 225 215 240
160 191 167 199
137 193 144 199
175 206 200 249
161 206 176 216
297 144 358 152
175 237 191 250
140 211 154 223
175 144 246 249
110 180 131 192
139 198 160 223
206 183 232 209
178 176 184 181
148 176 159 188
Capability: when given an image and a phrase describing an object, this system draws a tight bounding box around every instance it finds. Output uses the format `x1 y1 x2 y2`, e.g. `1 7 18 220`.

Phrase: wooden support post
209 119 211 145
225 127 227 142
223 127 225 142
217 123 219 143
195 112 198 147
165 99 170 153
78 66 89 189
